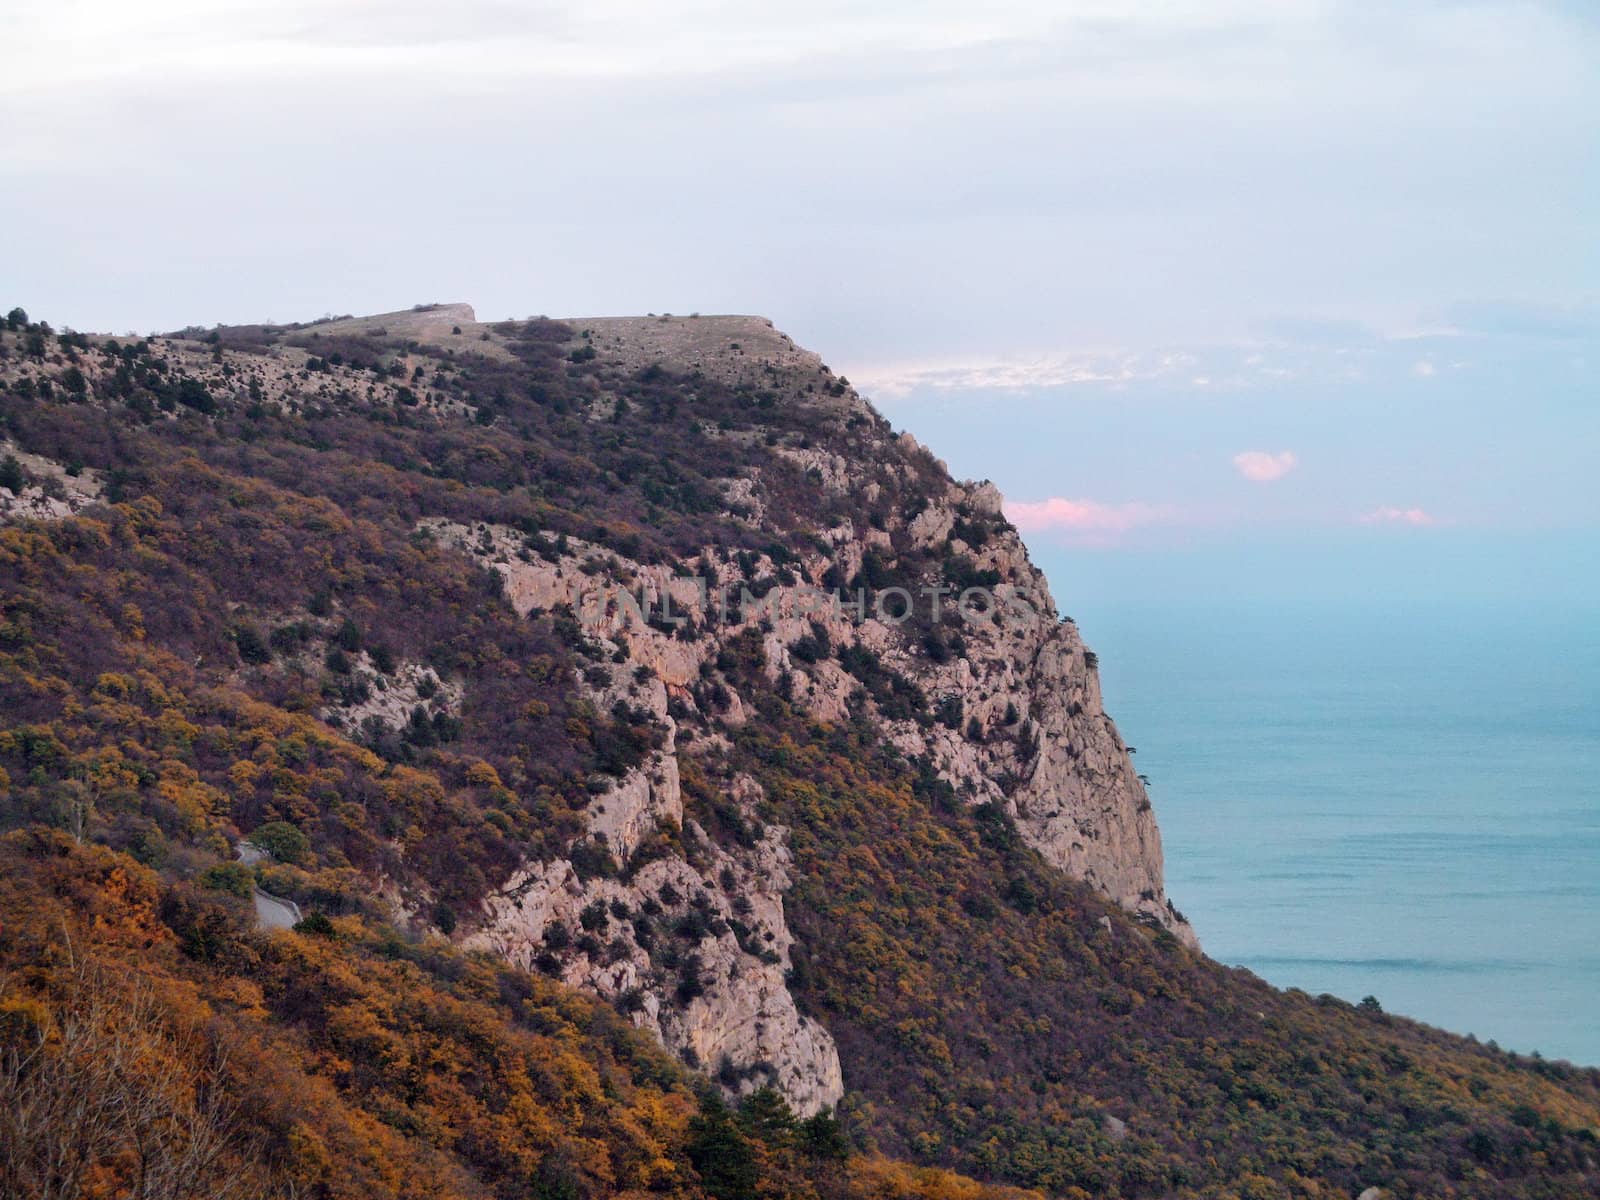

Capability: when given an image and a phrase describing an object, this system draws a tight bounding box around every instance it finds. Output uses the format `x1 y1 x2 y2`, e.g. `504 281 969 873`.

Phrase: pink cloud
1359 506 1438 526
1232 449 1298 482
1006 497 1172 543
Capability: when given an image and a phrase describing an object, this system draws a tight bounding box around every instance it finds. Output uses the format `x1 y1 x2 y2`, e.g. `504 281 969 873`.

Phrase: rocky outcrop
320 656 464 739
466 782 844 1116
0 441 103 524
426 515 843 1110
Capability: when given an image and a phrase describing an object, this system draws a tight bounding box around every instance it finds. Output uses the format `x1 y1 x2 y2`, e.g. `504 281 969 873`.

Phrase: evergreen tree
739 1086 797 1145
0 455 24 495
686 1092 759 1200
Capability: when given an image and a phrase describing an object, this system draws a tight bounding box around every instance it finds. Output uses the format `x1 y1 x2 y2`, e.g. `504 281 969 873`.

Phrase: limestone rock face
655 817 844 1116
467 794 844 1115
758 477 1195 946
897 494 1191 940
1011 620 1183 934
586 755 683 866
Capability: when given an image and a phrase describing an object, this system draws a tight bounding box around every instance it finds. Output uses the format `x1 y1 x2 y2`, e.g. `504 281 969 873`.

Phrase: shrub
197 861 254 898
942 554 1001 591
676 955 706 1003
569 839 618 882
579 899 609 932
249 820 310 865
293 911 336 937
232 623 272 665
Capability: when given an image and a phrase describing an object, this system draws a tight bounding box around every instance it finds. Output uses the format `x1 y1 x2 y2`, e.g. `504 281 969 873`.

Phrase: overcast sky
2 0 1595 602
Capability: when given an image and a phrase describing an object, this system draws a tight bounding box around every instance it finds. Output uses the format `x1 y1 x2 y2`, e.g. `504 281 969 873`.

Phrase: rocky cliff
403 313 1194 1110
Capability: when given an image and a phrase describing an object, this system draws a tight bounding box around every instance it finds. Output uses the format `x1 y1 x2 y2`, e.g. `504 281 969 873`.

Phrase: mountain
1 302 1596 1199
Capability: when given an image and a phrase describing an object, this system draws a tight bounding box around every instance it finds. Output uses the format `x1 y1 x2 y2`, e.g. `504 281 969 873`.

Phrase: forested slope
1 304 1596 1199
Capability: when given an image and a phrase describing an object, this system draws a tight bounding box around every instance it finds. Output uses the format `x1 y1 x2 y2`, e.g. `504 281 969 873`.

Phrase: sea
1083 601 1600 1066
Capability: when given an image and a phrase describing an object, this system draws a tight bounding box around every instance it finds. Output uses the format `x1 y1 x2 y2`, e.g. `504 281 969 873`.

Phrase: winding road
237 841 303 930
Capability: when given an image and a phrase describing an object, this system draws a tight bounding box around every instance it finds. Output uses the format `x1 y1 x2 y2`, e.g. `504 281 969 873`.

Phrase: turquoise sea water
1083 602 1600 1066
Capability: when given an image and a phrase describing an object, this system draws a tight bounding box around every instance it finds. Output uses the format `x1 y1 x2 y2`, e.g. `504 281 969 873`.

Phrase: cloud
846 350 1188 400
1359 506 1438 526
0 1 1317 97
1231 449 1298 482
1005 497 1174 543
847 331 1485 403
4 0 1595 358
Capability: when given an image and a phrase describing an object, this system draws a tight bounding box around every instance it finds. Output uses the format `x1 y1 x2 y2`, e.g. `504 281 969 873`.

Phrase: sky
2 0 1596 612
